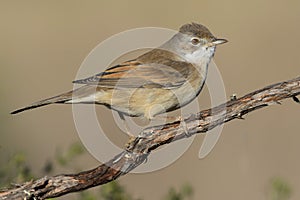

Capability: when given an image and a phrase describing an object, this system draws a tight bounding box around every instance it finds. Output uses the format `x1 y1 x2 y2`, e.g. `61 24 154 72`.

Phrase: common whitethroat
11 23 227 122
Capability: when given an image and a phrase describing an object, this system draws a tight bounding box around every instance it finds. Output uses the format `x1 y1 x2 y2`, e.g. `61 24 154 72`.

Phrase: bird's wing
73 58 195 89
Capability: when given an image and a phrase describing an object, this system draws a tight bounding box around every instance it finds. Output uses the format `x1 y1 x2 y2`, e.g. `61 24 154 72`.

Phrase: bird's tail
11 90 73 114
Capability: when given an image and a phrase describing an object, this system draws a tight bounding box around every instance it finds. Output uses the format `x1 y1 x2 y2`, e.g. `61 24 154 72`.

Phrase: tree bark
1 76 299 200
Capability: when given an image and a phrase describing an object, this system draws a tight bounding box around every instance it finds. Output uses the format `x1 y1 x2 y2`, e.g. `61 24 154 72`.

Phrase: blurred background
1 0 300 199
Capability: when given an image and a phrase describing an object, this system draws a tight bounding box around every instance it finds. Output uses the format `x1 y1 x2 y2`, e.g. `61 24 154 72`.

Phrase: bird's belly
173 79 204 108
98 81 203 119
98 88 179 118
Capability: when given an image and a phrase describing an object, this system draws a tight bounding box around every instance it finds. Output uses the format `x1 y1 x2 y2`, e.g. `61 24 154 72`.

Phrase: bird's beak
212 38 228 46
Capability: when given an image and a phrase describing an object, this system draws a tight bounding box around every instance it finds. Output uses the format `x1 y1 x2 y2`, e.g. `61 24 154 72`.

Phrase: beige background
1 0 300 199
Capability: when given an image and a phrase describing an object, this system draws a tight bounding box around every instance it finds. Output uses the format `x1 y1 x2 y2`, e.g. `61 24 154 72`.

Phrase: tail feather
11 91 73 114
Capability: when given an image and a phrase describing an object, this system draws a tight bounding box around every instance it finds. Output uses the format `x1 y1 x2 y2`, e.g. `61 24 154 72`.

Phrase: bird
11 23 227 124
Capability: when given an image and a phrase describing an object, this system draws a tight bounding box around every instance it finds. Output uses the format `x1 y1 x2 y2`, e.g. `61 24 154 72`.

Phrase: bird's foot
167 115 191 137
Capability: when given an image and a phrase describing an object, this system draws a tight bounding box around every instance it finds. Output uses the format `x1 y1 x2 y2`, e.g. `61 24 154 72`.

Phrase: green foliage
0 152 34 187
269 177 292 200
99 181 138 200
0 142 85 196
55 142 85 167
164 183 193 200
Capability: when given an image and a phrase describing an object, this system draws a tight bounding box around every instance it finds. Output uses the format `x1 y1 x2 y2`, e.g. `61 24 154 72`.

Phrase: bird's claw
179 117 190 137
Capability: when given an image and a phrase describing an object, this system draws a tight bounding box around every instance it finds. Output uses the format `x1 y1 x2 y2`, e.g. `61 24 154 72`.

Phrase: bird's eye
191 37 200 45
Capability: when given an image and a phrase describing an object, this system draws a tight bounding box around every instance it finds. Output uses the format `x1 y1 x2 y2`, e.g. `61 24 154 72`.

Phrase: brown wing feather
73 49 195 89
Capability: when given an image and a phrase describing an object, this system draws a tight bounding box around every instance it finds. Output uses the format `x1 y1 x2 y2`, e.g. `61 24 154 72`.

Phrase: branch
1 77 300 200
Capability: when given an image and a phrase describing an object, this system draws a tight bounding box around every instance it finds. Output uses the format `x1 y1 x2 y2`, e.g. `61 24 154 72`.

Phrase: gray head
163 23 227 64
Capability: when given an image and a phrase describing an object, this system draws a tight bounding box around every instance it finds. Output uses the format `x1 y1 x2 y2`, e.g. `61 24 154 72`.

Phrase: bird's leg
117 112 137 148
117 112 135 138
176 115 190 137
